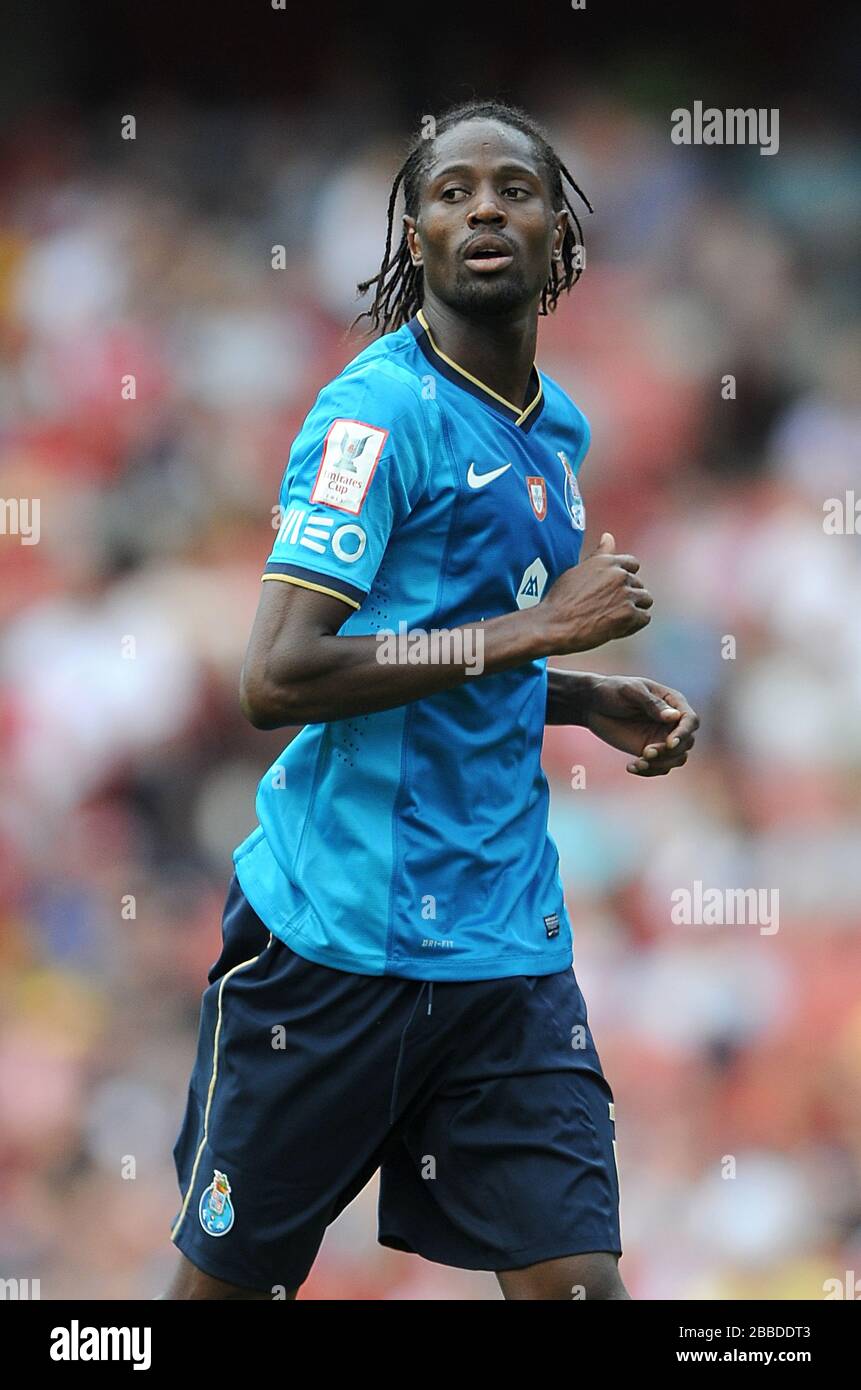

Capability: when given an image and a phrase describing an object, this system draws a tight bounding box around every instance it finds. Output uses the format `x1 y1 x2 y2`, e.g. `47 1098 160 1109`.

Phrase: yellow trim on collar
416 308 542 425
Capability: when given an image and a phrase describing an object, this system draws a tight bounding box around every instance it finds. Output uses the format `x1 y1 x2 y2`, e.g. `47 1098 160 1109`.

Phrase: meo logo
276 507 366 564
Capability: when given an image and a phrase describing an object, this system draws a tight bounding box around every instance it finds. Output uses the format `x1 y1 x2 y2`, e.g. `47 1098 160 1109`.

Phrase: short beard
439 266 536 320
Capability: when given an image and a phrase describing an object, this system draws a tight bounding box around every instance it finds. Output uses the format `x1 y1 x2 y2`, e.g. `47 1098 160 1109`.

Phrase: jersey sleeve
262 369 430 610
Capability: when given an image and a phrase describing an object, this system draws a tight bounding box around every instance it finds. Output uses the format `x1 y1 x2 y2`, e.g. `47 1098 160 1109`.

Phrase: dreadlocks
353 99 593 337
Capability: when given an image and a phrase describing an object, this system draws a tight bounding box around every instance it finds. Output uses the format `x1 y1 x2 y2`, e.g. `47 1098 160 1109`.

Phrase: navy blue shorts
170 875 622 1293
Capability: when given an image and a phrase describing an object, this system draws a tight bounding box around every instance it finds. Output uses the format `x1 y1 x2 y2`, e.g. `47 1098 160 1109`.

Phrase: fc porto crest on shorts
557 450 586 530
199 1168 235 1236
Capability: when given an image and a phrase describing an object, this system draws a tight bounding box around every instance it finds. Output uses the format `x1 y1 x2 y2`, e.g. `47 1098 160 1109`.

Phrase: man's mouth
462 236 515 274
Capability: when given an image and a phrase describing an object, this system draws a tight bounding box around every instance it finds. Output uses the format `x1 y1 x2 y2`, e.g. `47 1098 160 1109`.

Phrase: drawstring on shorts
389 979 433 1124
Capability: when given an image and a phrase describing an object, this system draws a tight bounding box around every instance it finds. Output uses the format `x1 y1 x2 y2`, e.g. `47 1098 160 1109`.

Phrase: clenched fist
535 532 653 654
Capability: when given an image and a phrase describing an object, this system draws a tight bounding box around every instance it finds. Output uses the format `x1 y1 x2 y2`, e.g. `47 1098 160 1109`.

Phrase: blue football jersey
233 308 590 980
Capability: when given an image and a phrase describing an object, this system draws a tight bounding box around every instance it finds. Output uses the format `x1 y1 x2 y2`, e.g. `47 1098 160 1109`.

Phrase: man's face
404 118 567 319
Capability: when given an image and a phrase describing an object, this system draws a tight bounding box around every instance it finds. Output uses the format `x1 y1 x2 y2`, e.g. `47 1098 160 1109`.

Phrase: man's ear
551 208 569 262
403 214 422 267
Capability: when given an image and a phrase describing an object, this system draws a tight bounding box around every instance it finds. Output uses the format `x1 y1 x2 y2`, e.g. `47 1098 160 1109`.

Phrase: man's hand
535 533 653 654
579 674 699 775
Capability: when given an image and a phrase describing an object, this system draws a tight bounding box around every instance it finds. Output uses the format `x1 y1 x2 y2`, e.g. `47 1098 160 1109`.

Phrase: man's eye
502 186 530 199
440 187 469 202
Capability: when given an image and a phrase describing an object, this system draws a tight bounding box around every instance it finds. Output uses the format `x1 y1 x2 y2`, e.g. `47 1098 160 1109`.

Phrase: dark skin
404 118 563 410
164 118 698 1301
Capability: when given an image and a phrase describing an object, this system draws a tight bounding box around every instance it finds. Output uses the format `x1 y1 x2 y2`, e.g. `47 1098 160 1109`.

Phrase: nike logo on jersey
467 461 512 489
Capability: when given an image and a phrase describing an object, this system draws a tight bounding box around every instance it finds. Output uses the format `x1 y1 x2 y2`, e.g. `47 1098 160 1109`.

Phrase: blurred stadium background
1 1 859 1299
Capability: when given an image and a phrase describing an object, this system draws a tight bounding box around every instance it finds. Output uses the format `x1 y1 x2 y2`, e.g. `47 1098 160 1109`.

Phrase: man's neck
419 296 539 411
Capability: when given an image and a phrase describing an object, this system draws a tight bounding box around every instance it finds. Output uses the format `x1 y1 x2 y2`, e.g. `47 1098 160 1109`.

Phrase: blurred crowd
1 85 860 1299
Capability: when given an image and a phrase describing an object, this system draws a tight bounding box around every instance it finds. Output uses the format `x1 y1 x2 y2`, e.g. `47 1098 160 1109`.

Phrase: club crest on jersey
556 450 586 531
199 1169 235 1237
525 476 547 521
310 418 388 515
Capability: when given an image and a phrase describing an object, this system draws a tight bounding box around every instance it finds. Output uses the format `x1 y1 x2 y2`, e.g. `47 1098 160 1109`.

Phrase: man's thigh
378 967 622 1275
169 877 439 1295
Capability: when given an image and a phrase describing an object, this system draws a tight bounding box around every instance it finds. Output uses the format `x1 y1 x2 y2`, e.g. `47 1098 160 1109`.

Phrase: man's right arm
240 532 652 729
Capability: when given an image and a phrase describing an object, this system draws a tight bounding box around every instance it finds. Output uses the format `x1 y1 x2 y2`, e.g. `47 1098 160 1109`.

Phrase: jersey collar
408 308 545 433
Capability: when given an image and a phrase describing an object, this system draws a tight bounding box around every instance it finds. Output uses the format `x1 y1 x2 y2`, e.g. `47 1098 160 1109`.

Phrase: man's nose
466 194 507 226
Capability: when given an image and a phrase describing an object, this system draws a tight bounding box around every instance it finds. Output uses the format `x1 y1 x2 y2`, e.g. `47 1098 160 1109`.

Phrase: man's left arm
546 668 699 776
